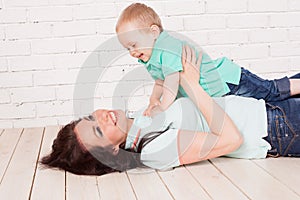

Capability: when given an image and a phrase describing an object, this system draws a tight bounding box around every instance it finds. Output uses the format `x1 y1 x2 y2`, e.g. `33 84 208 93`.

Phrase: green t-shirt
138 31 241 97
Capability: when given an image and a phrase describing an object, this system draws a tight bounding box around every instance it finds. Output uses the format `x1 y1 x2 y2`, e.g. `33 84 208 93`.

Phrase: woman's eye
84 115 95 121
88 115 95 121
95 127 103 137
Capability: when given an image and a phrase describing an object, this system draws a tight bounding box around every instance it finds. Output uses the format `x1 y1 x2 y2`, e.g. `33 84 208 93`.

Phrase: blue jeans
264 97 300 157
226 68 291 102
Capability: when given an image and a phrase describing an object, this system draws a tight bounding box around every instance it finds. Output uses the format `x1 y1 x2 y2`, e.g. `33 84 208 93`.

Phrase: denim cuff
275 76 290 95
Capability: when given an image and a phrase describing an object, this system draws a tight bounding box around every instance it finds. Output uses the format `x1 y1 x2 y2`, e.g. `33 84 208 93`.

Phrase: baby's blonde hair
116 3 163 32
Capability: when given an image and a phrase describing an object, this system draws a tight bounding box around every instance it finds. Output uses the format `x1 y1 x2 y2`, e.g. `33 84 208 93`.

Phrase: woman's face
74 109 130 151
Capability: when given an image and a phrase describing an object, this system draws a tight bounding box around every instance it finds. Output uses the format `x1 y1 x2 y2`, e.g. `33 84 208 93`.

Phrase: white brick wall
248 29 288 43
0 58 8 72
289 0 300 11
290 28 300 41
0 0 300 128
3 0 49 7
0 41 31 56
184 15 226 30
206 0 247 13
9 55 53 71
248 0 288 12
73 4 118 19
227 14 269 28
0 72 33 88
11 87 56 103
0 27 5 40
0 9 27 23
6 23 52 40
52 21 96 37
31 38 76 54
165 1 205 15
28 7 73 22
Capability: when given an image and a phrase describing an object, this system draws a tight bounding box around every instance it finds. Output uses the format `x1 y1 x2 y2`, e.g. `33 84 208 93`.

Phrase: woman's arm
178 45 243 164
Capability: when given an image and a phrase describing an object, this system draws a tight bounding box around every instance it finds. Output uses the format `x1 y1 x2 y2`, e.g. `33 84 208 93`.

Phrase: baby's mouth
138 53 144 59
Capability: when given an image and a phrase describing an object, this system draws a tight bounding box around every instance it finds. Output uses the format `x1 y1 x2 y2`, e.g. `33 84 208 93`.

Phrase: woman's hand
180 45 203 89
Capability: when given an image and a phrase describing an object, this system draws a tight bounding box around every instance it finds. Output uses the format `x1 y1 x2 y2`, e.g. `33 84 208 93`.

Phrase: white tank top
126 96 271 170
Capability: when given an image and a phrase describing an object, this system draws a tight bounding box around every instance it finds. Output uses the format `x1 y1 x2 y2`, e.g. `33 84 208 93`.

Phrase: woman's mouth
109 111 117 125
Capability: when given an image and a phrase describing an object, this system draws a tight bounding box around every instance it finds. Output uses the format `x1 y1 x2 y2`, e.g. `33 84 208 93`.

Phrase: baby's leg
289 73 300 79
227 68 290 102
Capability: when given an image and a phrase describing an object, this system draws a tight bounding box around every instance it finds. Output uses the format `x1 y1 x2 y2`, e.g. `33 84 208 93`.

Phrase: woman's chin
115 110 128 133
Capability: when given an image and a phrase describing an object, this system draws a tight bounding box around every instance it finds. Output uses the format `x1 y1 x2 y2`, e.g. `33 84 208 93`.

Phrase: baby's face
117 22 157 62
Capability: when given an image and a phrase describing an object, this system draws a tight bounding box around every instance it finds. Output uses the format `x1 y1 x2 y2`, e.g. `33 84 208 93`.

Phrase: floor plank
186 160 248 200
30 126 65 200
98 172 136 200
0 128 23 184
0 128 44 200
66 172 100 200
254 157 300 197
1 126 300 200
211 157 300 200
158 166 211 200
127 168 173 200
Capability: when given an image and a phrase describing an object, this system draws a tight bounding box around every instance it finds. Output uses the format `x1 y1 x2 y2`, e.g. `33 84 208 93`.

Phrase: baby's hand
143 99 161 116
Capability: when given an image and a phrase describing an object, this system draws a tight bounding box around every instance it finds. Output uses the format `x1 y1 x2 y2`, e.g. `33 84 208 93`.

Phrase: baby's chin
139 54 150 62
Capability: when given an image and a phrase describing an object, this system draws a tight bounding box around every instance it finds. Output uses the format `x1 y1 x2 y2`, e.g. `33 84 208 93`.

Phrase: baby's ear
150 24 160 39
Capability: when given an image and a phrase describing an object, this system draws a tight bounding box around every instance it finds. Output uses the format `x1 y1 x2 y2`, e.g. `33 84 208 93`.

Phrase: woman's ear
150 24 160 39
112 146 119 155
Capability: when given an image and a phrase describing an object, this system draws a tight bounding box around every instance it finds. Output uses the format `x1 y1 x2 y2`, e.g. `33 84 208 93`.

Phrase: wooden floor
0 126 300 200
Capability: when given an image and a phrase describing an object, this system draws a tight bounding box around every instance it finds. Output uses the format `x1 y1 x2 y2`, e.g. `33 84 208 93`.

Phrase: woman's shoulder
172 96 266 110
214 95 266 109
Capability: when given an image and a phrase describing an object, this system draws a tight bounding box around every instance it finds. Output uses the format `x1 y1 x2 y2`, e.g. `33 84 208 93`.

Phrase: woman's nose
102 111 109 122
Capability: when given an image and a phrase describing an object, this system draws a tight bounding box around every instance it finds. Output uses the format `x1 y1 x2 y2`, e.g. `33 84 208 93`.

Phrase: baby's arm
144 73 179 116
151 79 164 103
160 72 179 110
143 79 163 116
149 72 179 116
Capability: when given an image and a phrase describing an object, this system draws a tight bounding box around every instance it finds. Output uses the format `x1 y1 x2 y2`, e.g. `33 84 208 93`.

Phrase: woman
41 46 300 175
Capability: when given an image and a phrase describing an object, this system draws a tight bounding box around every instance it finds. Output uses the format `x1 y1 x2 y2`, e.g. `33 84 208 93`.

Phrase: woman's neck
126 118 134 131
122 118 134 142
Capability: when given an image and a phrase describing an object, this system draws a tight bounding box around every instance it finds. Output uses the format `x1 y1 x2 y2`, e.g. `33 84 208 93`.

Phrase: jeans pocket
275 114 297 156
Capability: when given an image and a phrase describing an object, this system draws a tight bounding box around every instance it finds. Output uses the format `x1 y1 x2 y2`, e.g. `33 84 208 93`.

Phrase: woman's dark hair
41 120 171 176
40 120 120 175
